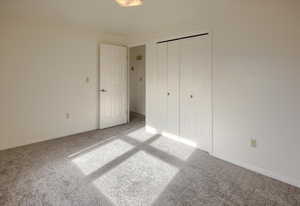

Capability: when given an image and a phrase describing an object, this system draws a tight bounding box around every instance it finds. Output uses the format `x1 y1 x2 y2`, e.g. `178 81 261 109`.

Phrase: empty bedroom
0 0 299 205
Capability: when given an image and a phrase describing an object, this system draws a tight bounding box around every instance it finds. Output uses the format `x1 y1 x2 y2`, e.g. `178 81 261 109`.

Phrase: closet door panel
153 43 168 132
180 39 196 144
145 43 156 129
180 36 211 152
166 41 180 136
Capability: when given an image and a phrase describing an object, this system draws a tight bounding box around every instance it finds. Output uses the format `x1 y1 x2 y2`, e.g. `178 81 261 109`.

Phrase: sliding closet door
180 36 211 152
154 43 168 131
166 41 180 136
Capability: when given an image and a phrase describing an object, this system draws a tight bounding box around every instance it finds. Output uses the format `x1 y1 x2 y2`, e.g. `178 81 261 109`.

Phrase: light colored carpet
0 116 300 206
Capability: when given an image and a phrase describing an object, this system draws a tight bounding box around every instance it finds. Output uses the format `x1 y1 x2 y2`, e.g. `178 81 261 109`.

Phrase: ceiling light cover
115 0 143 7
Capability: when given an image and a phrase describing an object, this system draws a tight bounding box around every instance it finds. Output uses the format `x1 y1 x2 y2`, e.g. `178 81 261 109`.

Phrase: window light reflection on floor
145 125 158 135
127 127 156 142
161 131 198 148
93 151 178 206
151 134 195 160
72 139 133 175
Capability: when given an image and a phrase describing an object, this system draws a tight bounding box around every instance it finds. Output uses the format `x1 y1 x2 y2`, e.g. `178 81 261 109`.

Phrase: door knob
167 92 170 96
100 89 107 92
190 95 193 98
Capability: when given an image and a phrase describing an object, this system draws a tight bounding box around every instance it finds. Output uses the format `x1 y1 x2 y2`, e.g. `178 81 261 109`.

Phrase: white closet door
180 36 211 152
99 44 128 129
166 41 180 136
152 43 168 132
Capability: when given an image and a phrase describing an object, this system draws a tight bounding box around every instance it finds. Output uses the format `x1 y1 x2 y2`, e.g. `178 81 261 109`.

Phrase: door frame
128 44 146 120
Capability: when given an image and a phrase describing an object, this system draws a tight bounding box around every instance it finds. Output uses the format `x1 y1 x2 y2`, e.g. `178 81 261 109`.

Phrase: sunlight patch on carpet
72 139 133 175
93 151 178 206
127 127 155 142
151 136 195 160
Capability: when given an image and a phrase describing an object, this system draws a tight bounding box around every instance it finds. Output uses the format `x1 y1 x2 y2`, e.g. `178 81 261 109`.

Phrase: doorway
129 45 146 121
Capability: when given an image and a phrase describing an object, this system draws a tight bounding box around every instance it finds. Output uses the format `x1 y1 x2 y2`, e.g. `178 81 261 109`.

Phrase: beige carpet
0 116 299 206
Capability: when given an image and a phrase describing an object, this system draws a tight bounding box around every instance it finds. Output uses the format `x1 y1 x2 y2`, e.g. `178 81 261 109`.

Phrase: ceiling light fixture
115 0 143 7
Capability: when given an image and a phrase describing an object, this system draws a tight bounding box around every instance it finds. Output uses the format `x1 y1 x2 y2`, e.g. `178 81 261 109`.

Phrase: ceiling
1 0 298 38
0 0 213 36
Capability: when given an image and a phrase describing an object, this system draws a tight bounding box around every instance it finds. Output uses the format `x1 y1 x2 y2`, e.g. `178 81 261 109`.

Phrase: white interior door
99 44 128 129
166 41 180 136
180 36 211 152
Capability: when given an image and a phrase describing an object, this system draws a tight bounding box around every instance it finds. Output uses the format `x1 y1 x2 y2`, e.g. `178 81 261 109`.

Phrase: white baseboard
0 126 97 151
212 153 300 189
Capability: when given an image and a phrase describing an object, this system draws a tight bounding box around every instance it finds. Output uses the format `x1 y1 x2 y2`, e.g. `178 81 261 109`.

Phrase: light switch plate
251 138 257 148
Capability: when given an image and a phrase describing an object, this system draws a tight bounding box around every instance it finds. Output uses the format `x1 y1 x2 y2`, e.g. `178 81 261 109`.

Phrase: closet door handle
167 92 170 96
190 95 193 99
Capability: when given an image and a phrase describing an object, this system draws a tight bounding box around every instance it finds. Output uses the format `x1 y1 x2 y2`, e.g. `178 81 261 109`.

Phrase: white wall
130 0 300 187
0 19 127 150
129 46 145 115
212 0 300 188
